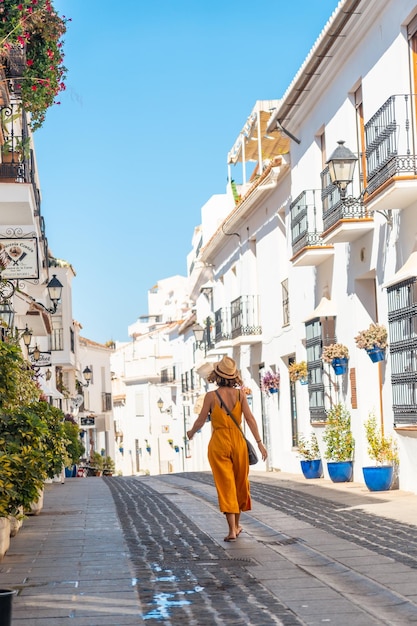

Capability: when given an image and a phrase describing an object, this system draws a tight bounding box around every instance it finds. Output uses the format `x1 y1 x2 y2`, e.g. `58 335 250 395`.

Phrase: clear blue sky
34 0 340 344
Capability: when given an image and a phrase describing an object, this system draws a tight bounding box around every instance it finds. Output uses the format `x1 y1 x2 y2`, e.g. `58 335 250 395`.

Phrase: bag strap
215 389 245 439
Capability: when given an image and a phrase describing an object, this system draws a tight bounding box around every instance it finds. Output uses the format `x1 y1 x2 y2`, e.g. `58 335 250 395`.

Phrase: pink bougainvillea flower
26 59 34 66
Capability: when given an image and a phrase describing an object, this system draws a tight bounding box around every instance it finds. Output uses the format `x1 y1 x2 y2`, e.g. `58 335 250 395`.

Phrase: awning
39 377 64 399
382 250 417 288
303 296 337 322
227 102 290 165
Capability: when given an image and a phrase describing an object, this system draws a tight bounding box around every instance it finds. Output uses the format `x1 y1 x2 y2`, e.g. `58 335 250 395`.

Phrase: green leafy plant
364 413 398 465
355 323 388 351
323 403 355 462
0 0 69 130
297 432 321 461
289 361 308 382
90 451 104 475
321 343 349 363
102 456 115 475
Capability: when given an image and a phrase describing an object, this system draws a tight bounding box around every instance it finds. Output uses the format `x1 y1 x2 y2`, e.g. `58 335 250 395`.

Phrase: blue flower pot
300 459 323 479
331 357 349 375
363 466 394 491
269 388 279 394
299 377 309 385
366 347 385 363
327 460 353 483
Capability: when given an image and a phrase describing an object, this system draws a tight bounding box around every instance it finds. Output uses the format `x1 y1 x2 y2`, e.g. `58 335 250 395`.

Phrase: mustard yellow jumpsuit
207 391 251 513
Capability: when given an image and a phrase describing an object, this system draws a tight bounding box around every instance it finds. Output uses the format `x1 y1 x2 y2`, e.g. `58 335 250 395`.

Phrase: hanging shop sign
0 237 39 279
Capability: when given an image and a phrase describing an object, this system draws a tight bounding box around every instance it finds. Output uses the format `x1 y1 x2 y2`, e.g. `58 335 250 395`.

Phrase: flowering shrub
288 360 307 382
297 432 321 461
0 0 69 130
321 343 349 363
364 413 398 465
354 323 388 351
260 370 280 395
241 385 252 396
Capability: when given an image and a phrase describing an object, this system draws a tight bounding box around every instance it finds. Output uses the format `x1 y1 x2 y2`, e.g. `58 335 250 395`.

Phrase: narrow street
107 473 417 625
2 473 417 625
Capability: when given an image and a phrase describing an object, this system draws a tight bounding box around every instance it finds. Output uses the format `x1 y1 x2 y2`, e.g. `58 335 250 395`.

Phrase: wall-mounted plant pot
300 459 323 479
366 347 385 363
362 465 394 491
299 377 309 385
327 460 353 483
269 388 279 394
331 358 349 375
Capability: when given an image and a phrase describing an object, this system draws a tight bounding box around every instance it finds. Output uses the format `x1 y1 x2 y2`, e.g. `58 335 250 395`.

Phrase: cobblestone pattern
183 472 417 569
106 477 303 626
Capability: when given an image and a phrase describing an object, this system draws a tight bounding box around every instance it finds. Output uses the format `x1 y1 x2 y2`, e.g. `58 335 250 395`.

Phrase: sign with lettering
29 351 51 367
0 237 39 279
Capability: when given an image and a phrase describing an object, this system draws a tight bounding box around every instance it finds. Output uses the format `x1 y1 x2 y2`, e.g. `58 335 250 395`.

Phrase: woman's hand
186 430 194 440
258 441 268 461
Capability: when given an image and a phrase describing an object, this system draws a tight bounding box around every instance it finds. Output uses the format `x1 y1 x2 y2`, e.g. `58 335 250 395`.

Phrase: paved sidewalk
0 478 143 625
251 470 417 527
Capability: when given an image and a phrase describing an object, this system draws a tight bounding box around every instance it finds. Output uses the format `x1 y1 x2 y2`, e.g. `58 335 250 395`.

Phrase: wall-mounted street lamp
326 140 358 199
32 344 41 362
326 140 392 224
192 323 205 349
45 369 52 381
0 301 15 330
37 274 64 314
157 398 172 414
81 366 92 387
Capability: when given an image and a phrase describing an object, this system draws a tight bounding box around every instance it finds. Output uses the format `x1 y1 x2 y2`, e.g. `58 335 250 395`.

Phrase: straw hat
213 356 237 380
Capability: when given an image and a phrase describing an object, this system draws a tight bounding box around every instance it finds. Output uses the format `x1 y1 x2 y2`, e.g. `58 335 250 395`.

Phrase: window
387 278 417 425
305 319 326 422
282 279 290 326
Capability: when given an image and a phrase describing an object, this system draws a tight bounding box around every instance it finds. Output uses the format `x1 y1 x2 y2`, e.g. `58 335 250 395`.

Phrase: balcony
320 167 374 244
365 93 417 213
290 190 334 266
230 295 261 344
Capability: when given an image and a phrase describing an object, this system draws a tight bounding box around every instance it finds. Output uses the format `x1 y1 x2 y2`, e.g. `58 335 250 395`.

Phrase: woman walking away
187 356 267 542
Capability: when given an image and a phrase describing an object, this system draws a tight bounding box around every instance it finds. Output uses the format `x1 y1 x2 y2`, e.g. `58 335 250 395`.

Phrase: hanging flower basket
288 361 308 383
331 357 349 375
260 370 280 396
366 346 385 363
355 323 388 364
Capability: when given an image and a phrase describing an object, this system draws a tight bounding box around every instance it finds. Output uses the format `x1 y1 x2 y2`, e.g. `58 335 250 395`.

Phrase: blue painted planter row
362 465 394 491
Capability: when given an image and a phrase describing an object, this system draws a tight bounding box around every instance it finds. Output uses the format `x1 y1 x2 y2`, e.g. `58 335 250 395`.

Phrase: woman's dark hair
207 371 243 387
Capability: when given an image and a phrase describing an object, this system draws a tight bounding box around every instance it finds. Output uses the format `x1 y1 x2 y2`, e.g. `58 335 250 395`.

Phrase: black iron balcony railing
321 166 368 232
214 307 231 343
290 189 325 255
0 103 40 215
230 295 261 339
365 93 417 195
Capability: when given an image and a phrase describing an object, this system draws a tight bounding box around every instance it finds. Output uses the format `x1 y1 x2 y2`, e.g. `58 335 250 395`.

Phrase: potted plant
289 361 308 384
355 323 388 363
0 0 69 131
102 456 115 477
260 370 280 395
321 343 349 375
323 403 355 482
363 413 399 491
297 432 323 479
90 452 104 477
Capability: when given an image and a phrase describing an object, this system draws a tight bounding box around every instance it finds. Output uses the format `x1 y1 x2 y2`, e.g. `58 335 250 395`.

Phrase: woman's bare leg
235 513 242 536
224 513 237 541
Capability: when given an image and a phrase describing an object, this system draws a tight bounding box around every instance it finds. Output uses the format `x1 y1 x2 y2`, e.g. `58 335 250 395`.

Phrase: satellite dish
73 394 84 407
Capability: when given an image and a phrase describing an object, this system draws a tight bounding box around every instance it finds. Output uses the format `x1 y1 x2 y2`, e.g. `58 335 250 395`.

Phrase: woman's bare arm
241 393 268 461
187 392 213 440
